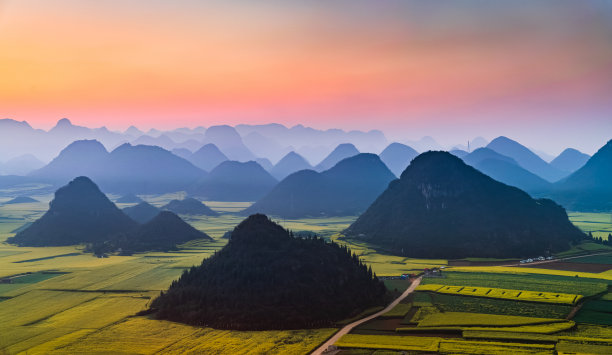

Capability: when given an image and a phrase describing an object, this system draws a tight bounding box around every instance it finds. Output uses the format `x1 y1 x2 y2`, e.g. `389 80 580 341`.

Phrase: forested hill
344 151 584 259
150 214 387 330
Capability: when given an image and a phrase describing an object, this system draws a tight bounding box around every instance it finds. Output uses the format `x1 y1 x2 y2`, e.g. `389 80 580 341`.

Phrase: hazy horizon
1 1 611 155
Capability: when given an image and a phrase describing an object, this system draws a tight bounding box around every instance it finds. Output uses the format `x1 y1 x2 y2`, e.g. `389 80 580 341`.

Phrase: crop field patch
572 300 612 326
416 312 564 328
568 253 612 264
336 334 441 352
53 317 336 355
421 271 609 296
413 291 572 318
438 339 555 355
569 212 612 241
417 284 582 305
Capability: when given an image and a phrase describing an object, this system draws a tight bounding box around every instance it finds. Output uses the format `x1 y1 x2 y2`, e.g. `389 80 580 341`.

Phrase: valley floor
1 194 611 354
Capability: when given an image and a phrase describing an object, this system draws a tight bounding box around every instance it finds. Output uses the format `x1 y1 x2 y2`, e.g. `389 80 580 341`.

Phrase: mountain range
190 161 277 201
29 140 204 194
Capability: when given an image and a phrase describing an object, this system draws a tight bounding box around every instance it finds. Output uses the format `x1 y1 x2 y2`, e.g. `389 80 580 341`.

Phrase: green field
2 197 612 353
569 212 612 240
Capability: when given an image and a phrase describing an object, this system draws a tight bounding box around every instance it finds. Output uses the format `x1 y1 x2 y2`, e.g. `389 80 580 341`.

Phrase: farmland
2 197 612 354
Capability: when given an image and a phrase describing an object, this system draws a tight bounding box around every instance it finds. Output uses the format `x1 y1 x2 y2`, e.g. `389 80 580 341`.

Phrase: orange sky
0 1 611 151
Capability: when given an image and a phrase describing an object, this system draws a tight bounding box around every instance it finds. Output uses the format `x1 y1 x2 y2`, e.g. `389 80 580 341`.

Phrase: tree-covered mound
344 151 584 259
162 198 218 216
106 211 212 254
150 214 387 330
8 176 137 246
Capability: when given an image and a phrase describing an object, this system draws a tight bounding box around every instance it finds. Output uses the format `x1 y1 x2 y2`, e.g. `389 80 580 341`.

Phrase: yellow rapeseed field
417 284 582 305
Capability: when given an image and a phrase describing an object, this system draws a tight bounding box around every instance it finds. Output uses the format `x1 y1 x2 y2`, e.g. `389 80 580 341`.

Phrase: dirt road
310 277 422 355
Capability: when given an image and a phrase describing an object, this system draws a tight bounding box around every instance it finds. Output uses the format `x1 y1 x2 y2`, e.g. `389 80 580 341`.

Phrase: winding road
311 277 422 355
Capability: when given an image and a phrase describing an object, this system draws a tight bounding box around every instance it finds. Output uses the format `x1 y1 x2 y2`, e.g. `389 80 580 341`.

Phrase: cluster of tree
150 214 388 330
588 232 612 246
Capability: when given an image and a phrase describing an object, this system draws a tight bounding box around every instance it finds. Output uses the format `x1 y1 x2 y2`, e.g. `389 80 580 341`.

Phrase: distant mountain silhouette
0 154 44 176
242 131 290 163
270 151 312 180
487 136 565 182
451 137 489 152
344 152 584 258
150 214 387 330
171 148 193 160
7 177 137 246
462 147 517 166
315 143 359 171
449 149 469 158
29 140 108 182
244 153 395 218
550 148 590 174
472 159 552 194
2 196 38 205
551 140 612 211
31 141 205 194
379 143 418 177
255 158 274 172
105 143 204 193
461 148 552 193
111 211 211 253
132 134 177 150
405 136 442 152
202 125 256 162
122 202 161 224
116 194 143 203
190 161 277 201
187 143 228 172
162 198 218 216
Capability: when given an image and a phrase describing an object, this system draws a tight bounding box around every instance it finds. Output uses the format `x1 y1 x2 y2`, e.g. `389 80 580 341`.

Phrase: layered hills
487 136 566 182
315 143 359 171
550 148 590 174
30 140 204 194
190 161 277 201
270 151 312 180
8 177 211 251
344 152 584 258
462 148 551 194
150 214 387 330
244 153 395 218
379 143 419 177
551 139 612 211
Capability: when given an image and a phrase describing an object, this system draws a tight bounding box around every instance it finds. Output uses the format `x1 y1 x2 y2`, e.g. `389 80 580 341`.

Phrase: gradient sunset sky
1 0 611 153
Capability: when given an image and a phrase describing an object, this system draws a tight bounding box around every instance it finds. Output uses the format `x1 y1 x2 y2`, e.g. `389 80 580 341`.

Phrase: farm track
311 277 422 355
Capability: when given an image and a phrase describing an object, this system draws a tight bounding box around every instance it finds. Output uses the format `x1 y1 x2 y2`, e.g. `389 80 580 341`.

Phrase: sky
0 0 611 154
